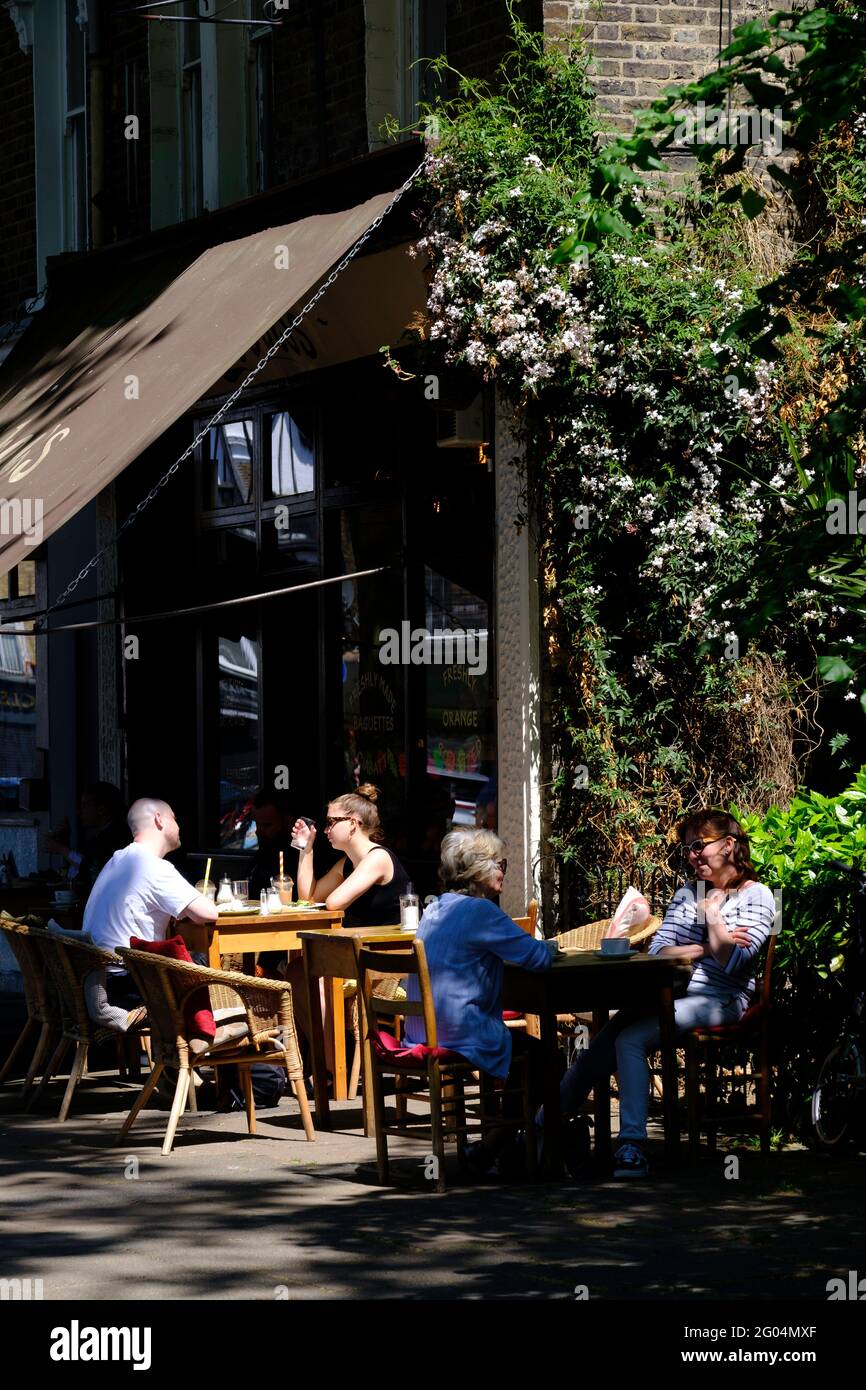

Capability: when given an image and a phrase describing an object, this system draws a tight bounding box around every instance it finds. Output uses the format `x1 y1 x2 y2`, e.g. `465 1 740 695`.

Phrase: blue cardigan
404 892 552 1079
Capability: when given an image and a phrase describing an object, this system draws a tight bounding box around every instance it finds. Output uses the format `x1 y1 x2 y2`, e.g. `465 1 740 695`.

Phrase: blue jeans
559 991 742 1143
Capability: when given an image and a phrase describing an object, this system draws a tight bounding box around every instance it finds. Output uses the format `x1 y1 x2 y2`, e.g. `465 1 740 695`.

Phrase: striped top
648 880 776 1011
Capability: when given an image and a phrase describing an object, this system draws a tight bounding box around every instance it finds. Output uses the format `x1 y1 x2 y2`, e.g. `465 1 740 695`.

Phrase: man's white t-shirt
84 842 198 972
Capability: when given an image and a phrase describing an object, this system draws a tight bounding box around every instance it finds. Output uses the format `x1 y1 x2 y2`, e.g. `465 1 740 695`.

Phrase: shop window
217 630 260 849
424 565 495 830
266 409 315 499
0 565 39 808
204 420 255 510
335 504 406 812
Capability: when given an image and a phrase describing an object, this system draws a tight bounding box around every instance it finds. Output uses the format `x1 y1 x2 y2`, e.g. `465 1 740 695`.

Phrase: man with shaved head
84 798 217 1012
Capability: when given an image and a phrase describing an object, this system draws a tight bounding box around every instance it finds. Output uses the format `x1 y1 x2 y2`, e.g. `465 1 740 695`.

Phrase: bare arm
323 847 392 912
178 893 219 926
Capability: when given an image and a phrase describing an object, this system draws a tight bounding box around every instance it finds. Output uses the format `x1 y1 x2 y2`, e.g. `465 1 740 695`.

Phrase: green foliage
551 4 866 705
400 15 844 871
736 767 866 1127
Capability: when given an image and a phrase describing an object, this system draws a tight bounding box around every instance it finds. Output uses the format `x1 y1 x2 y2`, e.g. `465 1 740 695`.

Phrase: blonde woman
293 783 410 927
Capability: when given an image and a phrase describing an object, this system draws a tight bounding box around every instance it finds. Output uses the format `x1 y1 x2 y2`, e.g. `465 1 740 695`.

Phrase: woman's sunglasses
324 815 353 830
493 858 508 874
683 834 737 855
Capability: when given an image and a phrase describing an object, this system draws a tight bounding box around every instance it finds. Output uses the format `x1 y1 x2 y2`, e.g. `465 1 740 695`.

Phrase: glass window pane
218 631 259 850
204 420 254 509
0 620 37 806
424 565 495 829
183 1 201 63
66 0 86 110
335 505 405 808
16 562 35 597
267 410 315 498
263 509 319 571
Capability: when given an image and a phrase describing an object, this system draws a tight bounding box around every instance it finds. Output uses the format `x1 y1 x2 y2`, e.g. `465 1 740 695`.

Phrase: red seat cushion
691 1001 767 1039
502 1010 524 1021
370 1027 466 1069
129 935 215 1039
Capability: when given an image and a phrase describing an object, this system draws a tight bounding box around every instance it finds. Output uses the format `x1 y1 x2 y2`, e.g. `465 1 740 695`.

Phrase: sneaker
613 1141 649 1179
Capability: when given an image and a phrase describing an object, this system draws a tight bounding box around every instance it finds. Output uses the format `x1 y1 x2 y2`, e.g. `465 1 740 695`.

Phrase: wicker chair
0 916 61 1098
115 948 314 1155
24 930 140 1120
555 914 661 953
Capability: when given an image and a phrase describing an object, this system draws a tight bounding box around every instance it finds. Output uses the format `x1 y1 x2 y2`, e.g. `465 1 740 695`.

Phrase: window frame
63 0 89 252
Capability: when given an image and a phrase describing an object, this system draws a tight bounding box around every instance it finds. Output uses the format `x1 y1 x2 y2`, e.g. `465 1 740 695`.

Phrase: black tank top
341 846 411 928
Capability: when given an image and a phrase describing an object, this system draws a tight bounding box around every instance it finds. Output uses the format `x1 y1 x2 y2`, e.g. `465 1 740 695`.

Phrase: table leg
304 963 331 1131
592 1008 612 1161
208 927 221 971
330 977 348 1101
358 989 376 1138
539 1004 562 1179
659 984 680 1162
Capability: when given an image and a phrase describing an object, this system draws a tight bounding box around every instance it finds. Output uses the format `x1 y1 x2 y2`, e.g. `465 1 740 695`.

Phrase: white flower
508 186 523 197
523 153 544 168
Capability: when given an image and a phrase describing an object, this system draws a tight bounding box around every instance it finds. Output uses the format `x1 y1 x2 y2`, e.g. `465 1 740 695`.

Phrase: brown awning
0 187 404 577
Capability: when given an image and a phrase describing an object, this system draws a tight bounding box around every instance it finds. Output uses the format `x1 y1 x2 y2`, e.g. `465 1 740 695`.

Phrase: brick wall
270 0 368 186
446 0 544 82
0 14 36 328
543 0 772 133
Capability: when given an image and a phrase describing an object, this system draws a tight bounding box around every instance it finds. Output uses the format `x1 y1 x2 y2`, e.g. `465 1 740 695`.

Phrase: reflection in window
424 566 495 831
272 511 318 569
0 620 37 807
269 411 314 497
218 633 260 849
206 420 254 508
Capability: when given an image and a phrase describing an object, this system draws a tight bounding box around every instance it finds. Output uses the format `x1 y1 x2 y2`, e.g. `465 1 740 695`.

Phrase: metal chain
42 156 429 625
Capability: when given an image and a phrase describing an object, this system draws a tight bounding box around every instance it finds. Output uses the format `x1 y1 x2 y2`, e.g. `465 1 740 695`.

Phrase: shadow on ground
1 1067 864 1301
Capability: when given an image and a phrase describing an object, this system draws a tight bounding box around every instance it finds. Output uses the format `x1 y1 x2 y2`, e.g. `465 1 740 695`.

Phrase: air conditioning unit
436 394 486 448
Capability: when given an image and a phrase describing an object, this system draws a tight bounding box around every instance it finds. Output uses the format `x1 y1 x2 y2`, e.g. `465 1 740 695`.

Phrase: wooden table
502 950 693 1176
298 926 417 1134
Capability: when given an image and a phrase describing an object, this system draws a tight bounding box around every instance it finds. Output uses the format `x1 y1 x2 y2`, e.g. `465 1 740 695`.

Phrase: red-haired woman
556 809 776 1179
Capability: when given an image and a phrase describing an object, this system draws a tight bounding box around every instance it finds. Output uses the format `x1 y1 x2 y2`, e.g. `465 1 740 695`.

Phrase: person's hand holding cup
291 817 316 852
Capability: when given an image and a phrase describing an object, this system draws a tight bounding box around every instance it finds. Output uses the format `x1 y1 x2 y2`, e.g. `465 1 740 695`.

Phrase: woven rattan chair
555 914 661 953
115 948 314 1155
25 930 139 1120
355 938 536 1193
0 916 61 1098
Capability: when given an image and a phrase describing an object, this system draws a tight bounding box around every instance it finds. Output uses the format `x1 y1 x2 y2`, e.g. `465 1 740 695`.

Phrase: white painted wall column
494 388 543 926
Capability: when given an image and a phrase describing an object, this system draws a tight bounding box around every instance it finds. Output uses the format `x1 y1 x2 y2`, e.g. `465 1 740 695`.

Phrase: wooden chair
24 930 144 1119
504 900 541 1035
0 916 60 1099
684 934 777 1157
355 938 536 1193
115 947 314 1155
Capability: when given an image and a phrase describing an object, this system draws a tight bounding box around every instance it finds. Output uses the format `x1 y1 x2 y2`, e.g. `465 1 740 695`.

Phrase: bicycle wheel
811 1039 866 1148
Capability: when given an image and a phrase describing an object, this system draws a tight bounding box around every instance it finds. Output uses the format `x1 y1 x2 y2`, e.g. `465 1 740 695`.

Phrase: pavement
2 1060 866 1301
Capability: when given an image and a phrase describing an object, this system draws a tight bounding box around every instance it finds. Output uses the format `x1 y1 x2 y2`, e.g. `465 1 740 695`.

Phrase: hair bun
356 783 379 804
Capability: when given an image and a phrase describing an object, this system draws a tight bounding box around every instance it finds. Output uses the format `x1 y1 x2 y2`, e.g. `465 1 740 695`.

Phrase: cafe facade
0 139 543 920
